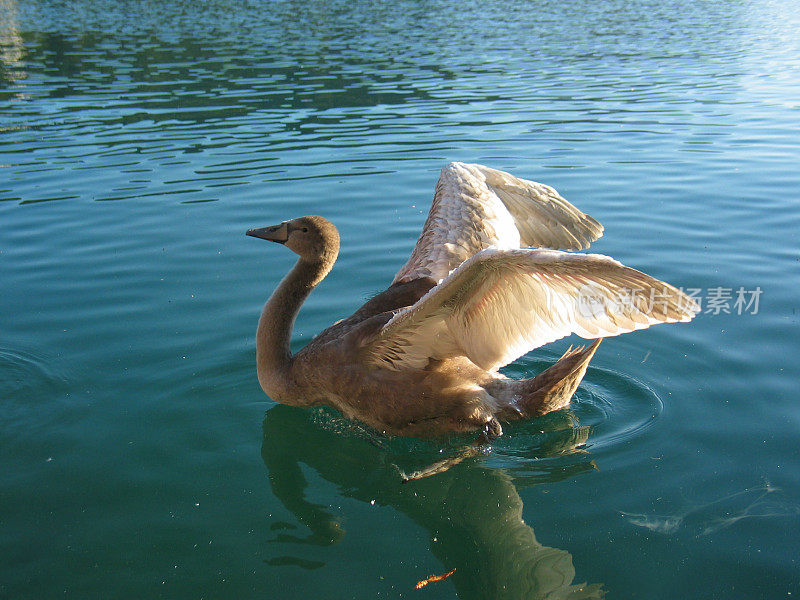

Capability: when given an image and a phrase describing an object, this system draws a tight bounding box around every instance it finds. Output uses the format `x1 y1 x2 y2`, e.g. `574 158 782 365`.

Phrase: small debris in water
415 567 456 589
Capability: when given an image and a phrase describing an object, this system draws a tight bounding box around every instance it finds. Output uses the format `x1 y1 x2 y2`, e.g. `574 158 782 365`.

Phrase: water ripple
0 346 70 440
0 346 66 398
497 352 663 458
283 349 663 486
574 366 663 449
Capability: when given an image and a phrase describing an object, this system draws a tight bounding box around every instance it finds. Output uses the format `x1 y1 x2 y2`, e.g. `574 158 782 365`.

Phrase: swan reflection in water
261 404 604 599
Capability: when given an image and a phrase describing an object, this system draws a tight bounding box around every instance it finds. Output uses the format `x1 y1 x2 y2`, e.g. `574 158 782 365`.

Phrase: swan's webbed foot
477 417 503 444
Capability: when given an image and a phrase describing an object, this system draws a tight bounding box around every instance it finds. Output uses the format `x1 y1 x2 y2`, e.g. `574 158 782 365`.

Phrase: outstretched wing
392 162 604 284
369 248 699 372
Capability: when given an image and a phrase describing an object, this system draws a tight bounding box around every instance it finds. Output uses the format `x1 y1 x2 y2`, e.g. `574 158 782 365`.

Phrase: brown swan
247 162 698 440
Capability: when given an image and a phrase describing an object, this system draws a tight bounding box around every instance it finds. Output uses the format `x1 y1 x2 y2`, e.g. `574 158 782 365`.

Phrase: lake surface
2 0 799 598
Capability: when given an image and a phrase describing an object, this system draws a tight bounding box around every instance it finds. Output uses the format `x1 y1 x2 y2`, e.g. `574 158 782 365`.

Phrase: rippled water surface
2 0 800 598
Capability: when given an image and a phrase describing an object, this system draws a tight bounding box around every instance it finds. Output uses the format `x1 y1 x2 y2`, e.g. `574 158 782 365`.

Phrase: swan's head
247 215 340 263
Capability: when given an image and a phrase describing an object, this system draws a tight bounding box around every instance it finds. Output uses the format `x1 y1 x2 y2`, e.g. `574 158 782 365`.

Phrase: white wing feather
393 162 603 284
369 248 700 372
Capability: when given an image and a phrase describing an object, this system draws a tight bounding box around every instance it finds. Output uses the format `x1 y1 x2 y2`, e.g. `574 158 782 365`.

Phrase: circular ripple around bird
499 354 664 454
292 352 664 479
571 367 663 450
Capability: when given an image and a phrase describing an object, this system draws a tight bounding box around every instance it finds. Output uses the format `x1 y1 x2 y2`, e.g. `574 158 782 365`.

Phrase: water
2 0 799 597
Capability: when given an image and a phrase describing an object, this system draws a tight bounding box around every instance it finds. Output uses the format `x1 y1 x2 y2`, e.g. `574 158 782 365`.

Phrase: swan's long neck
256 253 335 404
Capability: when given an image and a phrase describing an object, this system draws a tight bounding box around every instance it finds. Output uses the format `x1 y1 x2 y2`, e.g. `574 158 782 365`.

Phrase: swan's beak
246 222 289 243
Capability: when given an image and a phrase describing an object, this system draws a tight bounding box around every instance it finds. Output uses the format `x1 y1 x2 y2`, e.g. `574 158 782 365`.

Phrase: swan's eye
302 227 309 233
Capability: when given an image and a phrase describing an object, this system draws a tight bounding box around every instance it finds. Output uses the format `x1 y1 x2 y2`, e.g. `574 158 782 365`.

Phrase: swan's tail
500 338 602 420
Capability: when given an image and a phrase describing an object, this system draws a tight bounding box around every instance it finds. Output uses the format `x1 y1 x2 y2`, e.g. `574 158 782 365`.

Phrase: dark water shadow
261 404 604 599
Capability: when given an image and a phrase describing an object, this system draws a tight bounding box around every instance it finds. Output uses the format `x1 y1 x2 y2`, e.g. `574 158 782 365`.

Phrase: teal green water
2 0 799 598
